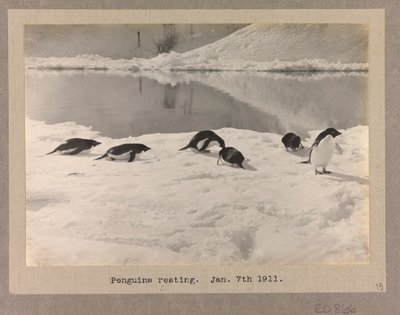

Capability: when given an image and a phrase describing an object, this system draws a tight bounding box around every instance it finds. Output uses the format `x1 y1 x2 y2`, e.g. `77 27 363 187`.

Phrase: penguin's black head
142 145 151 152
219 139 226 149
291 136 302 150
90 140 101 147
325 128 342 138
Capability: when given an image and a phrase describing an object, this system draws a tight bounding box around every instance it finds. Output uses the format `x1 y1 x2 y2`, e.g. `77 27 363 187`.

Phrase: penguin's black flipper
128 152 136 162
299 147 313 164
47 149 58 155
47 143 65 154
179 144 191 151
95 153 108 160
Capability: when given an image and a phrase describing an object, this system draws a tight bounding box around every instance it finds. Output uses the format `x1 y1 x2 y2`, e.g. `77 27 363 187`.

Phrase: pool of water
26 70 368 139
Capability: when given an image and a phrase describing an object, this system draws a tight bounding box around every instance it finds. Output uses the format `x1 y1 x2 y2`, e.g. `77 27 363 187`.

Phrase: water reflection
163 85 177 109
26 70 367 139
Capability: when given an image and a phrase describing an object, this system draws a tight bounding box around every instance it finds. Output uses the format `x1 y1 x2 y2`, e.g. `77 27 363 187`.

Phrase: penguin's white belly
108 152 131 160
311 136 335 168
60 148 79 154
220 157 234 167
196 139 206 149
208 140 220 148
196 139 219 150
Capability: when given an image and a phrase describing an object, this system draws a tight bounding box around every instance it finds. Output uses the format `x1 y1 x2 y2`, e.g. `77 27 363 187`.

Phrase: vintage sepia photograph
25 22 370 266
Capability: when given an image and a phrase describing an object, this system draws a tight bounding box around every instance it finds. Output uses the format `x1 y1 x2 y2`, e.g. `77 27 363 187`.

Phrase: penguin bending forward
179 130 225 152
217 147 245 169
47 138 101 155
305 128 343 175
281 132 303 151
95 143 151 162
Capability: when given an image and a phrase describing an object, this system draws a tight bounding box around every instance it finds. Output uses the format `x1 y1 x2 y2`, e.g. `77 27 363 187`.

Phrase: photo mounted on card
9 9 385 294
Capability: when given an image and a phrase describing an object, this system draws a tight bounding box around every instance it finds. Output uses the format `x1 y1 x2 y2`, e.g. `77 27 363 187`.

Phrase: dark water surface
26 70 368 139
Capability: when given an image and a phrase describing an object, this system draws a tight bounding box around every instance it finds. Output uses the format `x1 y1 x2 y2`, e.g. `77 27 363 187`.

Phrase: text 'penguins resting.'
95 143 151 162
47 138 101 155
179 130 225 152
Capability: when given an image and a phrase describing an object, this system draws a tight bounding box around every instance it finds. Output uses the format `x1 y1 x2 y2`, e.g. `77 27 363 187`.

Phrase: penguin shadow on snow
239 160 257 171
285 145 310 159
196 150 219 159
44 151 101 159
324 172 369 185
94 154 152 163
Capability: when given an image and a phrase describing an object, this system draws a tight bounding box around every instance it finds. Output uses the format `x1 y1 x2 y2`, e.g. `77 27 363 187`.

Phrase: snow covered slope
26 24 368 72
185 24 368 63
26 119 369 265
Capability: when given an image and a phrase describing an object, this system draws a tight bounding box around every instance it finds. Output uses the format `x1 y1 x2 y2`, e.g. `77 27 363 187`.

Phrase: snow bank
26 54 368 72
26 24 368 72
26 119 369 265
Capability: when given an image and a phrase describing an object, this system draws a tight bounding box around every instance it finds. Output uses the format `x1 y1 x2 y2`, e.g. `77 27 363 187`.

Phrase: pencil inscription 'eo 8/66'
314 304 356 314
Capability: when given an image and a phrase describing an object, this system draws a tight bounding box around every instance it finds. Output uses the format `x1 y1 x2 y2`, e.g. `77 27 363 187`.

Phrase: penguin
217 147 245 169
47 138 101 155
305 128 343 175
179 130 225 152
95 143 151 162
281 132 304 151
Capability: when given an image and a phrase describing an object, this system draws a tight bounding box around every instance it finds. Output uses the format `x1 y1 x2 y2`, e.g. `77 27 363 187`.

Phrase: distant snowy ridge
186 24 368 64
26 54 368 72
26 23 368 72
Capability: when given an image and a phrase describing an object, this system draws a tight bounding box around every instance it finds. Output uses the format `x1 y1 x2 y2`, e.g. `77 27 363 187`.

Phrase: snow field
26 120 369 265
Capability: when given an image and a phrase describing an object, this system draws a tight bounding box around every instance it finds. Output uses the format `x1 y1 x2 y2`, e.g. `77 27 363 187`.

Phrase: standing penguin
179 130 225 152
95 143 151 162
47 138 101 155
281 132 304 151
306 128 343 175
217 147 245 169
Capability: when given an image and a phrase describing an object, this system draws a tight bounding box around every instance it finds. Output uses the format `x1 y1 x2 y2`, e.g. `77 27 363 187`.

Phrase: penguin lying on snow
217 147 245 169
95 143 151 162
180 130 225 152
281 132 303 151
303 128 343 175
47 138 101 155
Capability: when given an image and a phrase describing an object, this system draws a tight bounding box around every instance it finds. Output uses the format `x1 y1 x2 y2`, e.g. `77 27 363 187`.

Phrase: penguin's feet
322 168 331 174
315 170 323 175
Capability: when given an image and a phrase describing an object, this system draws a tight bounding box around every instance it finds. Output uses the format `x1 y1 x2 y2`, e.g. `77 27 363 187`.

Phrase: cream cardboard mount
9 9 385 294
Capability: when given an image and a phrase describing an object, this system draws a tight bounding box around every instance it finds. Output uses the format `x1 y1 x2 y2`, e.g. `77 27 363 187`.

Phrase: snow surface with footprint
26 119 369 265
